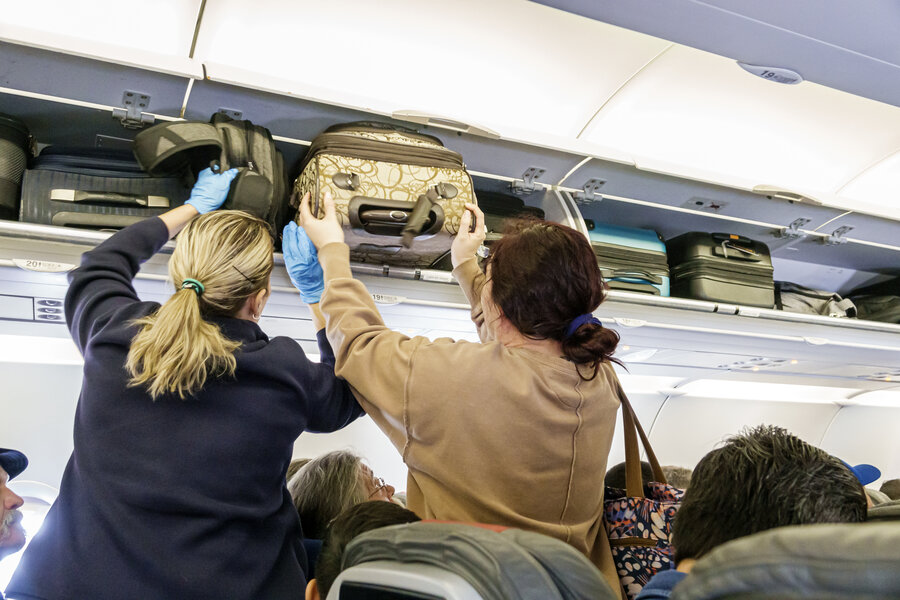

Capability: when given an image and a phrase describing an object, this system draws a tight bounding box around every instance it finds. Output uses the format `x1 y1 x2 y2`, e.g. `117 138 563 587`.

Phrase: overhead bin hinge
573 178 606 203
509 167 546 196
823 225 853 245
217 107 243 120
112 91 154 129
774 218 811 239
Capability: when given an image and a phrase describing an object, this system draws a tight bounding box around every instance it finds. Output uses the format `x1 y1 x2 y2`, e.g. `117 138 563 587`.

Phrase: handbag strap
611 368 666 497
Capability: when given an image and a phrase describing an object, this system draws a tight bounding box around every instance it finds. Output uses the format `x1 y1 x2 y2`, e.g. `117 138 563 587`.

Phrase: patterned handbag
293 121 475 268
603 385 684 600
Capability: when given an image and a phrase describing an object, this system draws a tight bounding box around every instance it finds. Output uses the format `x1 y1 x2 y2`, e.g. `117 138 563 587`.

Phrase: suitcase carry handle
710 233 763 262
600 268 662 285
400 183 457 248
50 189 170 208
349 196 444 238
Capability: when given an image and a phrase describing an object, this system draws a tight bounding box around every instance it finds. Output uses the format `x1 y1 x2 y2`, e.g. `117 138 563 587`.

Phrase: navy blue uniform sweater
7 217 363 600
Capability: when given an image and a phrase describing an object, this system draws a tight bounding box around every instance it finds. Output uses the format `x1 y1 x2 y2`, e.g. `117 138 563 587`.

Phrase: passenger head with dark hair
604 461 654 491
288 450 395 540
306 501 421 600
485 218 620 375
294 196 627 591
673 425 866 565
880 478 900 501
635 425 866 599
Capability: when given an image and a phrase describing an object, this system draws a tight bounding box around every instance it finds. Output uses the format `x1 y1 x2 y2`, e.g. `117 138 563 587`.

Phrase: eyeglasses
367 477 387 499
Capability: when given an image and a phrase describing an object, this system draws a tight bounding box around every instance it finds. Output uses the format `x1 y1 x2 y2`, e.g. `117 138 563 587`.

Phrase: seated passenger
605 460 654 491
636 424 866 600
288 195 625 591
660 466 692 490
306 501 421 600
0 448 27 562
881 478 900 500
865 488 891 506
288 450 395 540
840 461 881 507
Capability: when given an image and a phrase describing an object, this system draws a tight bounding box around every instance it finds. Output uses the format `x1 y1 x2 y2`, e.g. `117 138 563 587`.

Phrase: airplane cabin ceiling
1 1 900 219
531 0 900 109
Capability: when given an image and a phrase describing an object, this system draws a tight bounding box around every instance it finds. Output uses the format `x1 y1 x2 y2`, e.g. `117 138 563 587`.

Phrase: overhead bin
0 0 203 60
531 0 900 110
193 0 665 155
577 44 900 221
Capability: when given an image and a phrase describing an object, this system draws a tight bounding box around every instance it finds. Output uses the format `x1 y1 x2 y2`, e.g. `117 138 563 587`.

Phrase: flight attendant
286 191 625 594
8 169 362 600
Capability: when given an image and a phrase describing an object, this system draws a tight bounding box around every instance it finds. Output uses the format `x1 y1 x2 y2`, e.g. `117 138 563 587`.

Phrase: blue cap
0 448 27 480
842 460 881 486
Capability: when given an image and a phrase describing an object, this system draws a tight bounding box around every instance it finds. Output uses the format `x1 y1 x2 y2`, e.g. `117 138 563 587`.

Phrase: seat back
670 522 900 600
329 522 616 600
867 498 900 522
328 561 483 600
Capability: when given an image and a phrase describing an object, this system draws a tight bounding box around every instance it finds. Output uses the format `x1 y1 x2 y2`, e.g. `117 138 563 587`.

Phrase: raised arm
294 329 365 433
286 193 430 453
65 168 237 352
450 204 489 341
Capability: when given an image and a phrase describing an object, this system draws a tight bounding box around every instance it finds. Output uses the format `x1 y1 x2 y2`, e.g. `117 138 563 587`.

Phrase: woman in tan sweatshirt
286 192 625 594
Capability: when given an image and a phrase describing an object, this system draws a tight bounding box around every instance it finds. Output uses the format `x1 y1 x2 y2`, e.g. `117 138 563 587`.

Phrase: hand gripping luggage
292 122 475 268
0 113 33 220
19 147 191 230
429 191 545 271
132 114 288 230
586 220 669 296
666 232 775 308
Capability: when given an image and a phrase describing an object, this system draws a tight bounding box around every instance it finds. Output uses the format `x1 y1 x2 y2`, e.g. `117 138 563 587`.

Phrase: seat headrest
670 522 900 600
868 498 900 522
341 521 616 600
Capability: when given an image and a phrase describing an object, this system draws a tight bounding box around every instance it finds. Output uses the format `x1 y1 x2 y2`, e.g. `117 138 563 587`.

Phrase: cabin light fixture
737 62 804 85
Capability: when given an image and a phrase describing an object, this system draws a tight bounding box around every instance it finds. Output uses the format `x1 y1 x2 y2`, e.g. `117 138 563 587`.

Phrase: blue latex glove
186 167 240 214
283 221 325 303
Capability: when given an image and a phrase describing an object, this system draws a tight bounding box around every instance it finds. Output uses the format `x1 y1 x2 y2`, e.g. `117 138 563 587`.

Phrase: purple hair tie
565 313 602 339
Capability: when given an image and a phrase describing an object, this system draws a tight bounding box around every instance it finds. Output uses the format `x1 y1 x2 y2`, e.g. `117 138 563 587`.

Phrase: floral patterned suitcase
292 122 475 268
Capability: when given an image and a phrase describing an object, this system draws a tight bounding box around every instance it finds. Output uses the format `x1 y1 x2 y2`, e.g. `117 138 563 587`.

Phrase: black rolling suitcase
666 232 774 307
20 147 191 230
0 113 33 220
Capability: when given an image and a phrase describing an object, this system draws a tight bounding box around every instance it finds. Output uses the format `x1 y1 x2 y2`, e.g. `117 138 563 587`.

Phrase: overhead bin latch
573 178 606 203
774 218 811 239
112 90 154 129
509 167 545 196
823 225 854 245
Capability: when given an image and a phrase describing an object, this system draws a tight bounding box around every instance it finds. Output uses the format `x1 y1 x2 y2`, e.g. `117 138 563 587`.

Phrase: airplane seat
867 499 900 522
327 521 617 600
669 522 900 599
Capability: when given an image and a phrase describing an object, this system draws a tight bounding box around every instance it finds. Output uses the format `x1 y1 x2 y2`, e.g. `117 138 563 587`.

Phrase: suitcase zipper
303 133 465 171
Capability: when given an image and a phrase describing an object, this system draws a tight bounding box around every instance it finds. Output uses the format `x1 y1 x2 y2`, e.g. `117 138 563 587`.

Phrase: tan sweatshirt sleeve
451 257 490 343
317 242 427 455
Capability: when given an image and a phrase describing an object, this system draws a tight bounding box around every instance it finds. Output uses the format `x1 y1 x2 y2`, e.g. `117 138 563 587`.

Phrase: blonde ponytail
126 211 274 399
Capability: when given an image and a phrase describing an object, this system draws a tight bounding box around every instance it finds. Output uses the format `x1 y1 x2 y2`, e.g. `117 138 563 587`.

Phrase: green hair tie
181 278 205 297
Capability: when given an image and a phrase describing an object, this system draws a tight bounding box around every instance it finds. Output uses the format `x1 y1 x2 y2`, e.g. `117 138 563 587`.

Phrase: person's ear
250 283 270 317
306 578 320 600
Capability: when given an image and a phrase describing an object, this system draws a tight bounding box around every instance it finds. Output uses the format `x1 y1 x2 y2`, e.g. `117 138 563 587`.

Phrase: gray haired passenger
288 450 395 540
